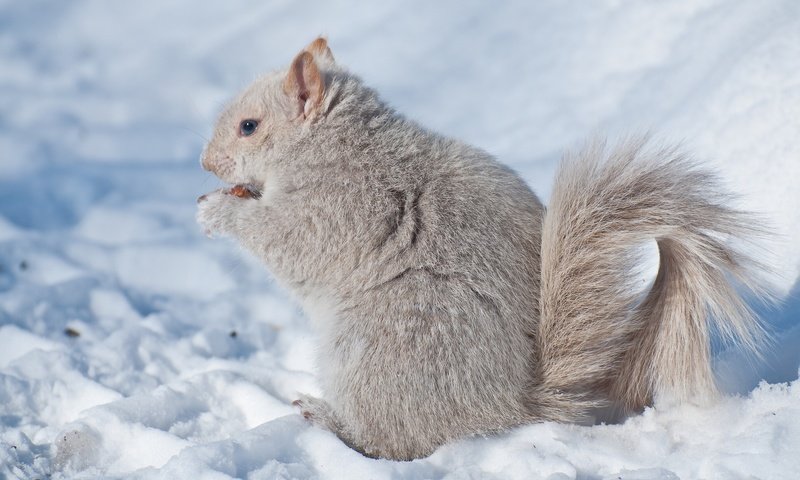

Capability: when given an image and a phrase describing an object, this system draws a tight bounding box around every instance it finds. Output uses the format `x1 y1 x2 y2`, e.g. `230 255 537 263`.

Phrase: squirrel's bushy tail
536 137 772 418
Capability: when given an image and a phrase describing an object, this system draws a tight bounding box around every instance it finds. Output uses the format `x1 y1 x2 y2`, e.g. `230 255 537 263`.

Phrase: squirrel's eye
239 119 259 137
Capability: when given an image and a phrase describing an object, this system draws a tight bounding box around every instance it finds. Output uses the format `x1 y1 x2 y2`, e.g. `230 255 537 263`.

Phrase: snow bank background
1 0 799 478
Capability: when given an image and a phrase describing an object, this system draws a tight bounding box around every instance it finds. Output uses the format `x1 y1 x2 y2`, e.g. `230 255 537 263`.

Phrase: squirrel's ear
282 51 325 121
305 37 335 65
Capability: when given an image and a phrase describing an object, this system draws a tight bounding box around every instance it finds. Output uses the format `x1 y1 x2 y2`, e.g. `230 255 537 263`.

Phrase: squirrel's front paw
196 189 238 236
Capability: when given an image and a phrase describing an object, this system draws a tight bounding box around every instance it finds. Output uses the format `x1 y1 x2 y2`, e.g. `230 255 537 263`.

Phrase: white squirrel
197 37 771 460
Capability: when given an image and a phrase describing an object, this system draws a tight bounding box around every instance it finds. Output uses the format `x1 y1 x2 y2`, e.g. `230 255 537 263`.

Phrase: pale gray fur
538 139 772 416
197 39 771 460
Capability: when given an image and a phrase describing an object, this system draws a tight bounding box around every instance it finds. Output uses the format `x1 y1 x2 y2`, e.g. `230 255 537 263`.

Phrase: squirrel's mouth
217 172 263 197
226 183 263 199
197 182 263 204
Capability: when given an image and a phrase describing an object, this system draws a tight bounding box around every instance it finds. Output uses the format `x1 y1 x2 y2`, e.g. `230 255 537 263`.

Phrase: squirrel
196 37 771 461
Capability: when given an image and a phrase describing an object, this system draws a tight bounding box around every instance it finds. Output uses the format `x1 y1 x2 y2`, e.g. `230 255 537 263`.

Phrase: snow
1 0 799 478
0 325 58 368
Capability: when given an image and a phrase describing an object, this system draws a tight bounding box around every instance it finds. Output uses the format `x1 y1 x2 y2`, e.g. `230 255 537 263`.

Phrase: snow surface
1 0 799 478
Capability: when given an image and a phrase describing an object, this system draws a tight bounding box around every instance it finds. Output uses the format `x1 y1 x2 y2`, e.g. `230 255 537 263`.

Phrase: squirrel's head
200 37 339 186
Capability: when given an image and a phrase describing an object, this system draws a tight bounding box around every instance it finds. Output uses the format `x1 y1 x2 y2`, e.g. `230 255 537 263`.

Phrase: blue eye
239 119 259 136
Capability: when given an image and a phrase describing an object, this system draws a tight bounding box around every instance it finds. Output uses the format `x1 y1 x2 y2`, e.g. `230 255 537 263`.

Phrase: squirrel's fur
197 38 770 460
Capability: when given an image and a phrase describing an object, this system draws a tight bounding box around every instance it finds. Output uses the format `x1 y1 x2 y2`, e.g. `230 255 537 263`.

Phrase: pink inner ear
291 57 309 97
284 51 324 119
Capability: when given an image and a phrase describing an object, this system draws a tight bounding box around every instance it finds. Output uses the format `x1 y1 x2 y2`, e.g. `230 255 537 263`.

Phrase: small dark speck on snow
64 327 80 338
